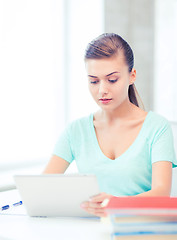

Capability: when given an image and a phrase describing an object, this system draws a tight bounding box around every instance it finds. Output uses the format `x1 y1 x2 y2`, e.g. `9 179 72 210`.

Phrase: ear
129 68 136 85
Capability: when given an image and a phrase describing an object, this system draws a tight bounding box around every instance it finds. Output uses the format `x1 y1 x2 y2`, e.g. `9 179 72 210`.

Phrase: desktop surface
1 190 177 240
0 189 111 240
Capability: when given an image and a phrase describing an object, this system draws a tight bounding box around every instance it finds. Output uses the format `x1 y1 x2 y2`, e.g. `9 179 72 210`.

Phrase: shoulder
147 111 170 129
65 114 93 134
145 111 172 141
147 111 170 131
63 114 94 145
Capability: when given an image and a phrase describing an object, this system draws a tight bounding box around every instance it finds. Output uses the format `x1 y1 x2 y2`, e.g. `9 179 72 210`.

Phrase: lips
99 98 112 104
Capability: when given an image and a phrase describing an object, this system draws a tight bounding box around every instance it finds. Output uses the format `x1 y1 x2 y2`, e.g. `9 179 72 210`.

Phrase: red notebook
105 196 177 216
107 196 177 209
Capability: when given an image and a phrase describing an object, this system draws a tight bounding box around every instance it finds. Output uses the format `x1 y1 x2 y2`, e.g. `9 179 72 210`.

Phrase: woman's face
86 52 136 112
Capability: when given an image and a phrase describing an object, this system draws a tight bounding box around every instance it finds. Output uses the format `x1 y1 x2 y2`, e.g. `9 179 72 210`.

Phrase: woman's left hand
80 192 112 217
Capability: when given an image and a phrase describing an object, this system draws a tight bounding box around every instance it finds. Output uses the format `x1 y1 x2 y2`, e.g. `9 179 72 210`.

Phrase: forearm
135 187 171 197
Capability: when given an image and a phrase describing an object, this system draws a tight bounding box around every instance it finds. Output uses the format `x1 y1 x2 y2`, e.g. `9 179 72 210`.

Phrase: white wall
104 0 155 111
154 0 177 122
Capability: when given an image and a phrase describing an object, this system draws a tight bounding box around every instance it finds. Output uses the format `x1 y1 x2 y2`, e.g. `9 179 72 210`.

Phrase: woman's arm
81 161 173 217
43 155 70 174
136 161 172 197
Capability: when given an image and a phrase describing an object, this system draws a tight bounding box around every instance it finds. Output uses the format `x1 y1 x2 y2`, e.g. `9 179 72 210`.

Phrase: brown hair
85 33 143 108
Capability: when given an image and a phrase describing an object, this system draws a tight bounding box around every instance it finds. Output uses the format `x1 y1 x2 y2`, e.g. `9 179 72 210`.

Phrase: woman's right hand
80 192 112 217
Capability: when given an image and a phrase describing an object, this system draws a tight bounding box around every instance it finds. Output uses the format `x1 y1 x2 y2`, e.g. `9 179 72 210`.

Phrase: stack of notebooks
105 196 177 239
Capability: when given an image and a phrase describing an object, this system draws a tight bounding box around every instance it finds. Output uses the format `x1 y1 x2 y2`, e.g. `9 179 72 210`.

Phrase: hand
80 192 112 217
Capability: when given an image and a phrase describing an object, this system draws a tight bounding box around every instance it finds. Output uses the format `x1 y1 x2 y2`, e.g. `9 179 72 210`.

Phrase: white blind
0 0 65 169
66 0 104 122
0 0 104 172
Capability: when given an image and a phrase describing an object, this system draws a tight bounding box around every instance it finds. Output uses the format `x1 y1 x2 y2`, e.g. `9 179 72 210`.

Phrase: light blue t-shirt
53 111 177 196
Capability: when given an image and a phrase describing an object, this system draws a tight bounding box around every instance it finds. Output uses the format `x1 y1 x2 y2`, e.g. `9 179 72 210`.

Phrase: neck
100 100 138 124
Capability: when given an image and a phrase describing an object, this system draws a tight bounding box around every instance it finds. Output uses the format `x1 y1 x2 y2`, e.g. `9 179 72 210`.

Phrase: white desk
2 191 177 240
0 190 112 240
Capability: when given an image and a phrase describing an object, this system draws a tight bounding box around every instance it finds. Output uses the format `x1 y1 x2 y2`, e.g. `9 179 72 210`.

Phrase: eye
108 79 118 83
90 80 98 84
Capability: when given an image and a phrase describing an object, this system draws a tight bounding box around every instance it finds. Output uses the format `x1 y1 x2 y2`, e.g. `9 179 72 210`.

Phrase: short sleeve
151 121 177 168
53 127 74 164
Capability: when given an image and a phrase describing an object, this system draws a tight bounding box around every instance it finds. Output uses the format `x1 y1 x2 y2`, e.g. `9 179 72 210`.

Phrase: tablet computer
14 174 100 217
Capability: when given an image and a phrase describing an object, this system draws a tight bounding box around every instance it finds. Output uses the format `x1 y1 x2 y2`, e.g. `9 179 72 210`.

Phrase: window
0 0 65 171
0 0 103 187
64 0 104 122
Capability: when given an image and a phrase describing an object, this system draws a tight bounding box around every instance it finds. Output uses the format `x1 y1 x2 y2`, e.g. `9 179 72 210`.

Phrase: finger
88 201 103 209
83 203 106 213
84 207 107 217
80 201 89 208
90 192 105 200
81 201 103 209
90 193 110 202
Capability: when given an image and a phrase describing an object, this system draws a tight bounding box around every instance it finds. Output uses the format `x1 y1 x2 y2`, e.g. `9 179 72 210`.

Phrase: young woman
43 33 177 217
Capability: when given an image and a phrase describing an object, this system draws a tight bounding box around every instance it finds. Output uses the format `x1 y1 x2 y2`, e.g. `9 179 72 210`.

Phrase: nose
98 81 108 95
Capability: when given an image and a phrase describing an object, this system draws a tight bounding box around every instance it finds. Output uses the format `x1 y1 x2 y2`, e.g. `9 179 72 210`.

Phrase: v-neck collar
90 111 152 161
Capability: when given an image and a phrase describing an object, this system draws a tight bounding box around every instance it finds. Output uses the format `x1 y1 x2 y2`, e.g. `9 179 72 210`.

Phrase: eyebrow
106 71 120 77
88 71 120 78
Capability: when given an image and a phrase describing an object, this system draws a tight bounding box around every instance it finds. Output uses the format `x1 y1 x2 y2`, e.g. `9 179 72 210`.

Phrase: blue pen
13 201 23 207
0 201 23 211
0 205 10 211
